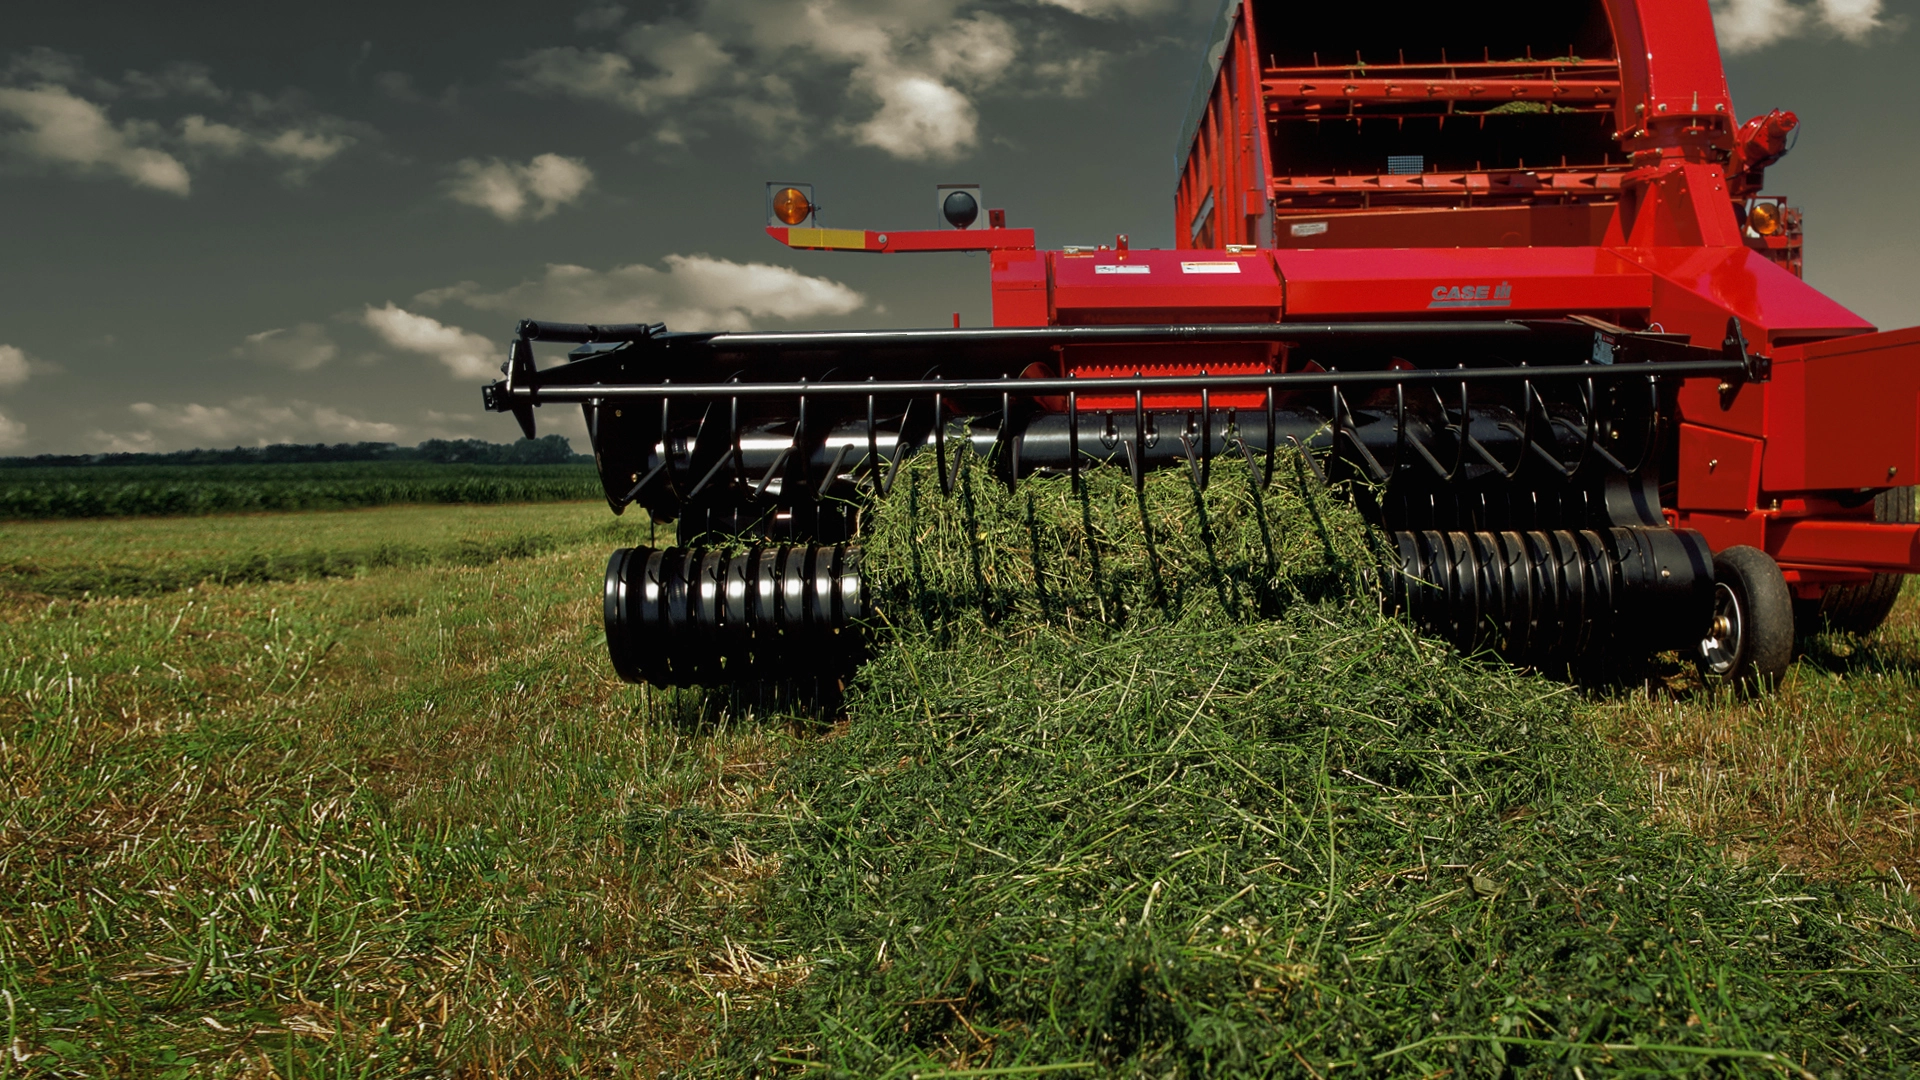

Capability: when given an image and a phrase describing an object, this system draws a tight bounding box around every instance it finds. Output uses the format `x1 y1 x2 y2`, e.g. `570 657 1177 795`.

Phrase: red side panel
1677 423 1762 512
1272 248 1649 318
1050 249 1282 325
992 248 1049 327
1174 0 1267 249
1617 245 1873 348
1763 327 1920 492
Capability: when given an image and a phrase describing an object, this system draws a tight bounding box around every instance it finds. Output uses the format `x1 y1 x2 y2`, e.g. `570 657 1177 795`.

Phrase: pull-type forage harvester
484 0 1920 691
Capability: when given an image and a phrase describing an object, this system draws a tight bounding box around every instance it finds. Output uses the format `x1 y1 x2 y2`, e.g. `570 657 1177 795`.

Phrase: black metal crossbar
493 359 1744 403
485 318 1756 412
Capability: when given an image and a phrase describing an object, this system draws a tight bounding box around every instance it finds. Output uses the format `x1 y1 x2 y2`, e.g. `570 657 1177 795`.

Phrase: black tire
1813 487 1915 636
1696 545 1794 688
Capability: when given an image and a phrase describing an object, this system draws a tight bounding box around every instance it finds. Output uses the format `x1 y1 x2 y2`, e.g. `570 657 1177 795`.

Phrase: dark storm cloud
0 0 1914 454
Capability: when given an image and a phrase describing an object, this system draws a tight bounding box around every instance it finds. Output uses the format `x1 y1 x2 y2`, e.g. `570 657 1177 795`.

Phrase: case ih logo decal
1428 282 1513 309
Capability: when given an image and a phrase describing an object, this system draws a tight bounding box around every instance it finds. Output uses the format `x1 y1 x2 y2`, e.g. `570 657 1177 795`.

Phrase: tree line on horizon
0 435 588 469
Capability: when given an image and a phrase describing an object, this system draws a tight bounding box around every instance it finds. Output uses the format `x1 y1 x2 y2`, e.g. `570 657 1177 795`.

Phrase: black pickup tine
1066 386 1080 493
878 397 914 498
685 446 739 502
1132 382 1147 492
1198 382 1212 491
1262 386 1277 490
817 442 851 503
1290 434 1328 487
1000 382 1017 491
621 457 670 505
1179 432 1202 489
934 385 953 495
753 446 792 499
866 381 882 492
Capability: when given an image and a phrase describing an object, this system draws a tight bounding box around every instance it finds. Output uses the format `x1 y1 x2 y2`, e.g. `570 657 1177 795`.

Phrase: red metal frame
767 0 1920 592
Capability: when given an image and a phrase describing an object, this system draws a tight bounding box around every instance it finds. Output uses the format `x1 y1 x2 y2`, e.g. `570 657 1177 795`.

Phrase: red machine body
1168 0 1920 603
778 0 1920 610
490 0 1917 689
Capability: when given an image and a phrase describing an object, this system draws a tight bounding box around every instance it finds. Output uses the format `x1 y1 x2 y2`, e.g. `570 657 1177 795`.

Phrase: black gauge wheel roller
1696 545 1793 689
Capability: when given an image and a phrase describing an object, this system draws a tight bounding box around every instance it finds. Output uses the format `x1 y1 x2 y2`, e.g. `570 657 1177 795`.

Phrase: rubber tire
1697 545 1794 689
1813 487 1916 636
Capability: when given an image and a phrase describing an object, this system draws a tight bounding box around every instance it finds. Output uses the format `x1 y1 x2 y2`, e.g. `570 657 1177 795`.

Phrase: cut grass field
0 475 1916 1077
1598 600 1920 880
0 501 646 598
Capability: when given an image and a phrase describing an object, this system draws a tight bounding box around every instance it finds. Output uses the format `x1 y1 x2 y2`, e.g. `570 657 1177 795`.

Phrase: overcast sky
1 0 1914 455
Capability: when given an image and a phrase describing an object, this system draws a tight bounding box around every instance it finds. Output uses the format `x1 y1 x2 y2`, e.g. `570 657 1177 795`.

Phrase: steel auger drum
486 0 1920 692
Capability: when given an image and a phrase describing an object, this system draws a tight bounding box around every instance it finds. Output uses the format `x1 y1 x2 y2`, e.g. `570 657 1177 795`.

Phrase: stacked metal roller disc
603 544 865 687
1381 527 1714 666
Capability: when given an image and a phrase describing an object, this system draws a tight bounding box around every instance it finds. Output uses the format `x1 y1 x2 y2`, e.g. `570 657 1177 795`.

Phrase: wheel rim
1700 581 1743 676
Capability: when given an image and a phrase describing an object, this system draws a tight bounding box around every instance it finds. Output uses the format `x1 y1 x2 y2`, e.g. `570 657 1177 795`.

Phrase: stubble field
1 465 1917 1077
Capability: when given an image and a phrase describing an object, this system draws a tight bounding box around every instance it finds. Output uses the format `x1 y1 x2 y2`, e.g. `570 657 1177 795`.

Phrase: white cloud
0 52 363 191
0 410 25 451
262 128 354 164
178 113 357 177
231 324 337 371
1029 0 1179 15
927 13 1019 82
1816 0 1888 40
1714 0 1811 50
362 303 501 380
104 398 403 451
446 153 593 222
512 0 1158 161
851 73 977 159
413 255 866 333
788 5 1013 160
4 48 102 92
803 11 1017 160
122 62 227 101
0 344 33 389
1713 0 1895 51
179 114 250 154
515 20 735 115
0 83 190 194
1031 51 1106 97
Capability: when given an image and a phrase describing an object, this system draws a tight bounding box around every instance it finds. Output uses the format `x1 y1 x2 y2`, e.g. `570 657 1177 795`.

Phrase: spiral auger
485 317 1761 688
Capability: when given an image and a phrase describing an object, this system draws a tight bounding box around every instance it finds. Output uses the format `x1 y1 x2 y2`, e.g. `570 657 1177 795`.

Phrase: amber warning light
768 182 815 226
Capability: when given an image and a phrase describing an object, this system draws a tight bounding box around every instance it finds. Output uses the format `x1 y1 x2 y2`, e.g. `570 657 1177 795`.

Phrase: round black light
942 189 979 229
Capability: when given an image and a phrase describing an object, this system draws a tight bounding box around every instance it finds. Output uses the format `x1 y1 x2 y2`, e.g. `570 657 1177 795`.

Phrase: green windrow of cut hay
701 452 1920 1077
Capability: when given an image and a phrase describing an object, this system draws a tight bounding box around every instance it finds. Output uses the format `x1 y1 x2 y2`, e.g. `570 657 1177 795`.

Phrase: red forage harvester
485 0 1920 691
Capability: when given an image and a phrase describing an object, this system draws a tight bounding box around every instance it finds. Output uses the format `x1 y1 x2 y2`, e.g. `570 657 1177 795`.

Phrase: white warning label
1180 261 1242 274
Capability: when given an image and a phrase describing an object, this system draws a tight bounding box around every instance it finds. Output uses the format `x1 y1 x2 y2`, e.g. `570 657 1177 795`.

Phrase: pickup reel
485 317 1762 689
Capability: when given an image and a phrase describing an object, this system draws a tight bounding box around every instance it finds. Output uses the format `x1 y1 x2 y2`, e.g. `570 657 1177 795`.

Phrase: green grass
0 462 601 520
0 500 647 598
687 455 1920 1076
1595 582 1920 877
0 472 1916 1077
0 501 745 1075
